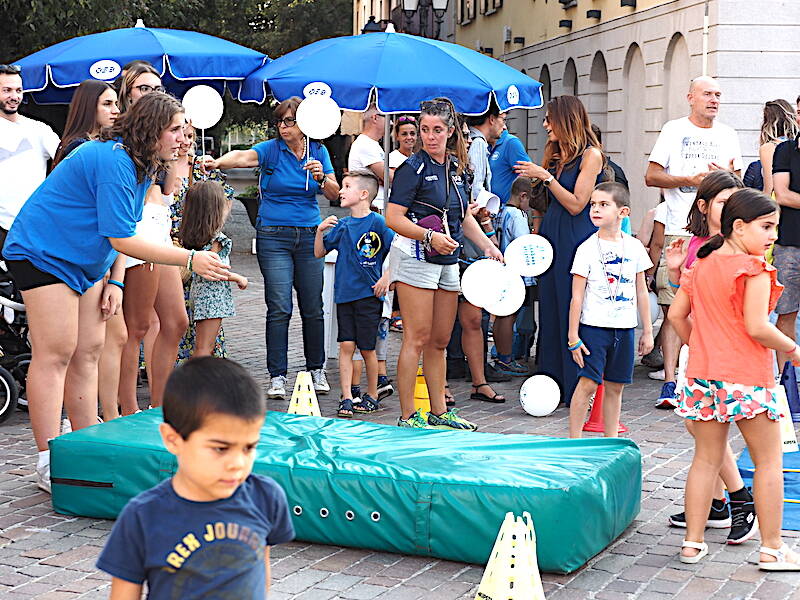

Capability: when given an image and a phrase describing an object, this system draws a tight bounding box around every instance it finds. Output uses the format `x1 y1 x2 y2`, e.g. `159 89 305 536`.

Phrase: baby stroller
0 260 29 423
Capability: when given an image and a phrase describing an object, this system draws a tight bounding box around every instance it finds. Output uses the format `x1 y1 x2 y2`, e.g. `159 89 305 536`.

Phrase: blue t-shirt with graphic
251 139 334 227
96 475 294 600
3 139 149 294
324 212 394 303
489 131 530 206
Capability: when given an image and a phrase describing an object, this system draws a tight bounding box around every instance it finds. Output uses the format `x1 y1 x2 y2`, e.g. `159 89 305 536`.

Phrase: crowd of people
2 56 800 572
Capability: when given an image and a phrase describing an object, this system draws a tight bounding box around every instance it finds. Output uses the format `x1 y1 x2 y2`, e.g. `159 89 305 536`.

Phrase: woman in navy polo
206 97 341 400
386 97 502 432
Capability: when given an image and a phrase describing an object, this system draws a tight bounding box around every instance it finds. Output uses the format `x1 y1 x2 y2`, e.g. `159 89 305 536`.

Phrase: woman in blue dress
514 96 605 402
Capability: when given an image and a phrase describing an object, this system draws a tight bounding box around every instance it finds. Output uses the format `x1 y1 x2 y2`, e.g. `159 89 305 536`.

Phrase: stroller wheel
10 354 30 411
0 365 19 423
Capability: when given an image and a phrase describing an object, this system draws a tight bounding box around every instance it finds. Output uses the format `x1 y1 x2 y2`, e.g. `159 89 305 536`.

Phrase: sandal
389 317 404 332
445 384 455 407
759 543 800 571
337 398 354 418
470 383 506 404
353 393 384 414
679 540 708 564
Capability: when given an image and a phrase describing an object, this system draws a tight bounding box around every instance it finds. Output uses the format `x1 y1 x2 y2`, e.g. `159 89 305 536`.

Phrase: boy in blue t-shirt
96 358 294 599
315 169 394 417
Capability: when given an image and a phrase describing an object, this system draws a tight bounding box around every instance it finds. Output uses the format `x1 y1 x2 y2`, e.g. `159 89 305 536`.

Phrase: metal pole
702 0 710 76
383 113 391 211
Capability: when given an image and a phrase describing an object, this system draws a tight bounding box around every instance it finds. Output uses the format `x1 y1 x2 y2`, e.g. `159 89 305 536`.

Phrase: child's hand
570 342 590 368
665 238 687 272
319 215 338 232
236 276 248 290
638 331 654 357
373 276 390 298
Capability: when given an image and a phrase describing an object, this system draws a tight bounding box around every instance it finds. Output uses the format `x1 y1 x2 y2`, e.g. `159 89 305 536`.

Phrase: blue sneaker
493 359 529 377
655 381 678 409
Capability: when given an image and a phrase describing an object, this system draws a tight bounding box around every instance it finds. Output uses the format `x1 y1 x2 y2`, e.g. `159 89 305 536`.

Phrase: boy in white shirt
567 182 654 438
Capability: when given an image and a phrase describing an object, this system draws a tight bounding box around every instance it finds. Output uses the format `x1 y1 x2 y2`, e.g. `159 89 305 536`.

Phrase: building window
481 0 502 14
460 0 476 23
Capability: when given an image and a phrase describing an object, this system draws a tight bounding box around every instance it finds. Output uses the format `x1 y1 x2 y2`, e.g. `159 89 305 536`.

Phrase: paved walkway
0 201 799 599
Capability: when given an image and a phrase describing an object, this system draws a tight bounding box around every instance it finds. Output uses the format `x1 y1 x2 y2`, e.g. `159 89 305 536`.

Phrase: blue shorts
577 324 635 385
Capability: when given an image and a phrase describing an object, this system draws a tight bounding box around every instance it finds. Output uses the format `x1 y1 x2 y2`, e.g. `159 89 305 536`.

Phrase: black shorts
6 259 66 291
337 296 382 350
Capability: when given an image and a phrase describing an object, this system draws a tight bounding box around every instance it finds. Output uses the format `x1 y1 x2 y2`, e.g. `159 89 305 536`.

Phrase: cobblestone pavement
1 201 799 599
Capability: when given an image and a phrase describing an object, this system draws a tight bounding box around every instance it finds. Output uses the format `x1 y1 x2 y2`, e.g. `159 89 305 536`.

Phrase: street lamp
403 0 449 39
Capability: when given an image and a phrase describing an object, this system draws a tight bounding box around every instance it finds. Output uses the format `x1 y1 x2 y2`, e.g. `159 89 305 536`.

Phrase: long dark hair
179 181 229 250
697 188 778 258
53 80 114 166
99 92 184 182
685 171 744 237
542 95 604 170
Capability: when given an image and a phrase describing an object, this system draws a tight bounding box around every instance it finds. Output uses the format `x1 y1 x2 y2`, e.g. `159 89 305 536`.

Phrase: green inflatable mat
50 409 641 573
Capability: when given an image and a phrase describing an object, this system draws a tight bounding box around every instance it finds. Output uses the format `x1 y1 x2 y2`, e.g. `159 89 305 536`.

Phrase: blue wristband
485 230 496 237
668 280 680 289
567 340 583 351
108 279 125 290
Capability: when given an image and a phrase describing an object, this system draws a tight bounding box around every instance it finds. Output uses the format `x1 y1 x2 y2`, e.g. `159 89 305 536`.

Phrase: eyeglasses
275 117 297 128
133 84 166 94
0 64 21 75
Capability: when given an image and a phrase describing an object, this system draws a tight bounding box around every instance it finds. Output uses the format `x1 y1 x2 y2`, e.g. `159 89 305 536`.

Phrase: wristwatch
318 175 326 189
542 175 555 187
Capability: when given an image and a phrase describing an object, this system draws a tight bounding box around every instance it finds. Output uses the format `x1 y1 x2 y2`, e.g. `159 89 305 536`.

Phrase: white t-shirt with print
571 232 653 329
0 115 60 230
348 134 385 207
388 149 409 169
648 117 743 235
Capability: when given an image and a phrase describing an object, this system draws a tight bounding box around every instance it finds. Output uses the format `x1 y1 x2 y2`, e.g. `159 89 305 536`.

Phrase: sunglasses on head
420 100 450 111
396 116 416 124
0 64 21 75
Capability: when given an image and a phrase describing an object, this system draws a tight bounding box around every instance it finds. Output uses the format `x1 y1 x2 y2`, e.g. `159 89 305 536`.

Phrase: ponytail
419 96 469 175
696 233 725 259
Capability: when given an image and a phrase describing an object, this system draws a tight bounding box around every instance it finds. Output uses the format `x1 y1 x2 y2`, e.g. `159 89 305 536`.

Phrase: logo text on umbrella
303 81 332 98
89 60 121 81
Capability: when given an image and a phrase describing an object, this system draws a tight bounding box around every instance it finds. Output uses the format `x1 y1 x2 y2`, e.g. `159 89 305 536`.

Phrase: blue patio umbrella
15 21 269 104
238 29 542 114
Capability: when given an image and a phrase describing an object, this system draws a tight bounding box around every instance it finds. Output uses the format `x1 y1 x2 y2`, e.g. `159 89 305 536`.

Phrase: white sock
37 450 49 469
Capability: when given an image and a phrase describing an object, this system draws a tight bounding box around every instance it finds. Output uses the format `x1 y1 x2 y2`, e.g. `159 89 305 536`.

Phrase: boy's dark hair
507 176 532 209
163 357 265 439
685 170 743 237
466 97 500 127
594 181 630 208
343 168 379 202
697 189 778 259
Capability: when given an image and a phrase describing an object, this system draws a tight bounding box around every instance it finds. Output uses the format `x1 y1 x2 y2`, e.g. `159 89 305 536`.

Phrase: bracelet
422 228 434 250
567 340 583 351
668 280 680 288
107 279 125 290
187 249 196 272
485 230 495 237
787 344 798 354
480 220 492 226
531 216 543 220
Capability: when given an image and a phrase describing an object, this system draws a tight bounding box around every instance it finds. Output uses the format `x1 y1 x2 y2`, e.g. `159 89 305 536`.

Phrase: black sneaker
727 500 758 544
446 358 466 380
377 376 394 401
669 499 731 528
484 362 512 383
350 385 361 402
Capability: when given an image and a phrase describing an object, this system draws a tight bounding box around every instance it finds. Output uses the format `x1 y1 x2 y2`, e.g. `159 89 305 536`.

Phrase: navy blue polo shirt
252 139 334 227
489 130 530 206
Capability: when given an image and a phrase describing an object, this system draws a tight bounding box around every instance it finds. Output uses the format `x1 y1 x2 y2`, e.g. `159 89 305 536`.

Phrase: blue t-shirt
388 150 470 266
252 139 334 227
96 474 294 600
489 131 530 206
323 212 394 303
3 140 148 294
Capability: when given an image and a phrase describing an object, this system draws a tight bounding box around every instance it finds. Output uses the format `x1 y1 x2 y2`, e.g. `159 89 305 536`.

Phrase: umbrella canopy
238 30 542 114
15 22 269 104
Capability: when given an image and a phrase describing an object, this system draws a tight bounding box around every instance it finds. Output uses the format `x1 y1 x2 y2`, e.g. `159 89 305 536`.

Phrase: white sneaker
267 375 287 399
310 368 330 394
36 451 51 494
648 369 665 381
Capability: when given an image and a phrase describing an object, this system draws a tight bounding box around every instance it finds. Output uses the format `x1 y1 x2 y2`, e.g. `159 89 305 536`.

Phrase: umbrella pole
383 115 391 214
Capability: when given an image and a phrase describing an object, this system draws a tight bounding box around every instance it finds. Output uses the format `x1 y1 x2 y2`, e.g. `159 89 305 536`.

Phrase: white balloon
504 234 554 277
182 85 224 130
648 291 660 324
482 267 526 317
519 374 561 417
295 95 342 139
460 258 505 308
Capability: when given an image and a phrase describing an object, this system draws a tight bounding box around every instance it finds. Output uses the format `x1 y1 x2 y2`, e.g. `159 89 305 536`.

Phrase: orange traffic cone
582 382 628 434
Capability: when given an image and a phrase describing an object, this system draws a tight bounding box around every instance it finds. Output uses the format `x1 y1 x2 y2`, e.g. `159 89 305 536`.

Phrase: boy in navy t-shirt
96 358 294 599
315 169 394 417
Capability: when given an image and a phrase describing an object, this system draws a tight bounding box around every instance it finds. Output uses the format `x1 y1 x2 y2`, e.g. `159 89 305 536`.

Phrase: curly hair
99 92 184 182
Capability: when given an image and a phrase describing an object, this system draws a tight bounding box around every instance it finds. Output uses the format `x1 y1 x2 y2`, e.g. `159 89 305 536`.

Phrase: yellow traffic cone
287 371 321 417
475 511 545 600
414 366 431 416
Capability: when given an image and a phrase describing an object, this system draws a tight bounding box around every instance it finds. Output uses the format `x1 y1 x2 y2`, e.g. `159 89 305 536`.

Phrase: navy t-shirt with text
323 212 394 303
96 474 294 599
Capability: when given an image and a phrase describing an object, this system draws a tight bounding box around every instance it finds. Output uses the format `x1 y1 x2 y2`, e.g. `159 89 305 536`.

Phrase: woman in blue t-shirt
204 97 341 400
386 97 502 431
3 92 229 493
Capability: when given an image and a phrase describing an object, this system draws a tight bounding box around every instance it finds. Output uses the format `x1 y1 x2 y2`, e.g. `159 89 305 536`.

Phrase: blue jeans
256 226 325 377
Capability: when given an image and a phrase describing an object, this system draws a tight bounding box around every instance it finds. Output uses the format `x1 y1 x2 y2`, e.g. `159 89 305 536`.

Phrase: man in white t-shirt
348 104 388 209
0 65 59 246
645 75 742 407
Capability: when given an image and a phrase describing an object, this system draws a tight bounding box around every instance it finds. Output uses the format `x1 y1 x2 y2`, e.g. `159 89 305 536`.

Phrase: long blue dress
537 153 601 403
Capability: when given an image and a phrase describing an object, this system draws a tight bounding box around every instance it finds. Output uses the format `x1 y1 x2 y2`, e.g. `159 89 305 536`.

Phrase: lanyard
596 234 625 302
